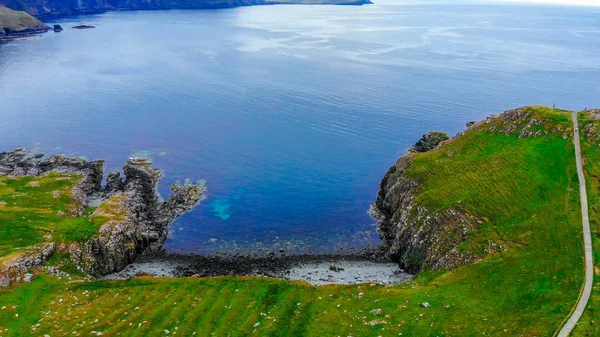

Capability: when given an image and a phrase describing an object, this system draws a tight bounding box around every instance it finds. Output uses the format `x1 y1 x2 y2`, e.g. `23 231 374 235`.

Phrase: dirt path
557 111 594 337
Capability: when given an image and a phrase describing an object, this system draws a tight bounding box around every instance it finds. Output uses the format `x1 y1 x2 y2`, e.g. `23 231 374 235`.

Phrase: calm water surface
1 1 599 254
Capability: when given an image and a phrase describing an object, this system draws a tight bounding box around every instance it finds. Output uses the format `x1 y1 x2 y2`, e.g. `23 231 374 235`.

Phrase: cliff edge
371 106 575 274
0 149 205 282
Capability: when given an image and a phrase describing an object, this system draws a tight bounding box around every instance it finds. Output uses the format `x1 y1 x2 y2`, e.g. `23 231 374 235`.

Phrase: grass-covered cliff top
0 106 598 336
0 174 98 259
0 6 46 32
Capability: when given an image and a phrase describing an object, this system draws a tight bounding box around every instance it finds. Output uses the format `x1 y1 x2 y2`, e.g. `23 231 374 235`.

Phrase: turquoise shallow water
0 1 599 254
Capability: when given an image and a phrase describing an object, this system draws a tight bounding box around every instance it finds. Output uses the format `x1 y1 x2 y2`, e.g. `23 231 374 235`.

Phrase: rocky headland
370 106 575 274
0 149 205 286
0 0 372 19
0 5 48 39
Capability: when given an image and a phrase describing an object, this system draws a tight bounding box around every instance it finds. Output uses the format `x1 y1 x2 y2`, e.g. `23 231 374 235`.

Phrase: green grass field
0 106 594 336
0 174 99 259
0 6 46 31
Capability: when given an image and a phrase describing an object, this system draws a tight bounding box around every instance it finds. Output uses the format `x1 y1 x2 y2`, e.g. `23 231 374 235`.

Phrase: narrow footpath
557 111 594 337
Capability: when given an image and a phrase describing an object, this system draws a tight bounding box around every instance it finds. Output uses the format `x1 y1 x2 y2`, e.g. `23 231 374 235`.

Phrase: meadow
0 107 594 336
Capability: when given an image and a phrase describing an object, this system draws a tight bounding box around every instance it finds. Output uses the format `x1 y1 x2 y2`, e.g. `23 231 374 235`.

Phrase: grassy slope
0 6 46 31
571 112 600 336
0 174 98 258
0 107 590 336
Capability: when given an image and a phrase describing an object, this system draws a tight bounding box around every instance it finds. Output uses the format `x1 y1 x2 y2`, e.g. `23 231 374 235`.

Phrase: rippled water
1 1 599 254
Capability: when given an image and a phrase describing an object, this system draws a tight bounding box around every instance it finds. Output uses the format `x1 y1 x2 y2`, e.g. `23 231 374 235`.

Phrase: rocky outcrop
70 158 205 275
371 106 577 274
0 149 205 276
53 24 62 31
0 148 104 216
409 131 450 153
0 243 55 287
370 156 480 274
0 5 48 37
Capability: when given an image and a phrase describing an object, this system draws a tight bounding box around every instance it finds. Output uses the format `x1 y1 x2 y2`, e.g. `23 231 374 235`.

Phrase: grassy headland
0 6 48 35
0 106 595 336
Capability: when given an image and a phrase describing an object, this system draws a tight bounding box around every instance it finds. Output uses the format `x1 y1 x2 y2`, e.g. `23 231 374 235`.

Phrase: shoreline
7 0 373 20
105 251 412 285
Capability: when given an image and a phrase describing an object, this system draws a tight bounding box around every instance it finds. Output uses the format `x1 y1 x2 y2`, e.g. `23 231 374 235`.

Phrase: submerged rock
72 25 95 29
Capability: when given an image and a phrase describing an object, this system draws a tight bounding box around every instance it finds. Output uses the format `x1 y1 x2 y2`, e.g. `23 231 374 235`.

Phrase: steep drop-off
371 106 576 274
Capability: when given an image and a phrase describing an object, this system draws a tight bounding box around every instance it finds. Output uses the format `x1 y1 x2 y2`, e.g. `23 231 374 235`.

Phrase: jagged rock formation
0 5 48 37
0 149 205 276
70 158 205 274
0 0 371 18
409 131 450 153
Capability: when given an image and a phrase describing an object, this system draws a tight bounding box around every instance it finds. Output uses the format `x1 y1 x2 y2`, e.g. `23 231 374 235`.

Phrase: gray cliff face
0 149 205 276
370 140 479 274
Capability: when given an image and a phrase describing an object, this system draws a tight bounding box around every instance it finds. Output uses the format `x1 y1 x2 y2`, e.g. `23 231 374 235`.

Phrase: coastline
2 0 373 20
104 251 411 285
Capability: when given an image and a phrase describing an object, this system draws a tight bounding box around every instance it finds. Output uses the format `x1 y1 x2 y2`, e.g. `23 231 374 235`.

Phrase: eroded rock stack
0 149 205 276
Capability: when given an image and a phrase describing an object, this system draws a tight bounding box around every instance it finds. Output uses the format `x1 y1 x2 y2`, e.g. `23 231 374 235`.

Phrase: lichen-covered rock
105 171 124 194
409 131 450 153
0 243 55 288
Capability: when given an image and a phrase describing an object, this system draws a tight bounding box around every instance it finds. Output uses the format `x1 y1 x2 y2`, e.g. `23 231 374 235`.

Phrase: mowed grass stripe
78 283 174 336
149 282 203 335
191 282 237 337
172 282 222 337
127 282 189 336
99 284 177 335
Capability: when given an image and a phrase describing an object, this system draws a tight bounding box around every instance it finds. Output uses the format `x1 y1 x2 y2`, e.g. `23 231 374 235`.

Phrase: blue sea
1 1 599 254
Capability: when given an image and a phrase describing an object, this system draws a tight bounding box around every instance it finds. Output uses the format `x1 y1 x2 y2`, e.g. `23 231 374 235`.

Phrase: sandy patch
26 181 40 187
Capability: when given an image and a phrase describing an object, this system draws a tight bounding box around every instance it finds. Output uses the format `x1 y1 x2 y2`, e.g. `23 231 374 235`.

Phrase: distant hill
0 0 371 19
0 5 48 37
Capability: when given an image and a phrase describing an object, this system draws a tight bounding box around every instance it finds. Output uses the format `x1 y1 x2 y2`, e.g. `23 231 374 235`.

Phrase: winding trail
557 111 594 337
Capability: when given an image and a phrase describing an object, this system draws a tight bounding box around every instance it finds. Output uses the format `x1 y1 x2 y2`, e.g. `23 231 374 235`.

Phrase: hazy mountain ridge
0 0 371 18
